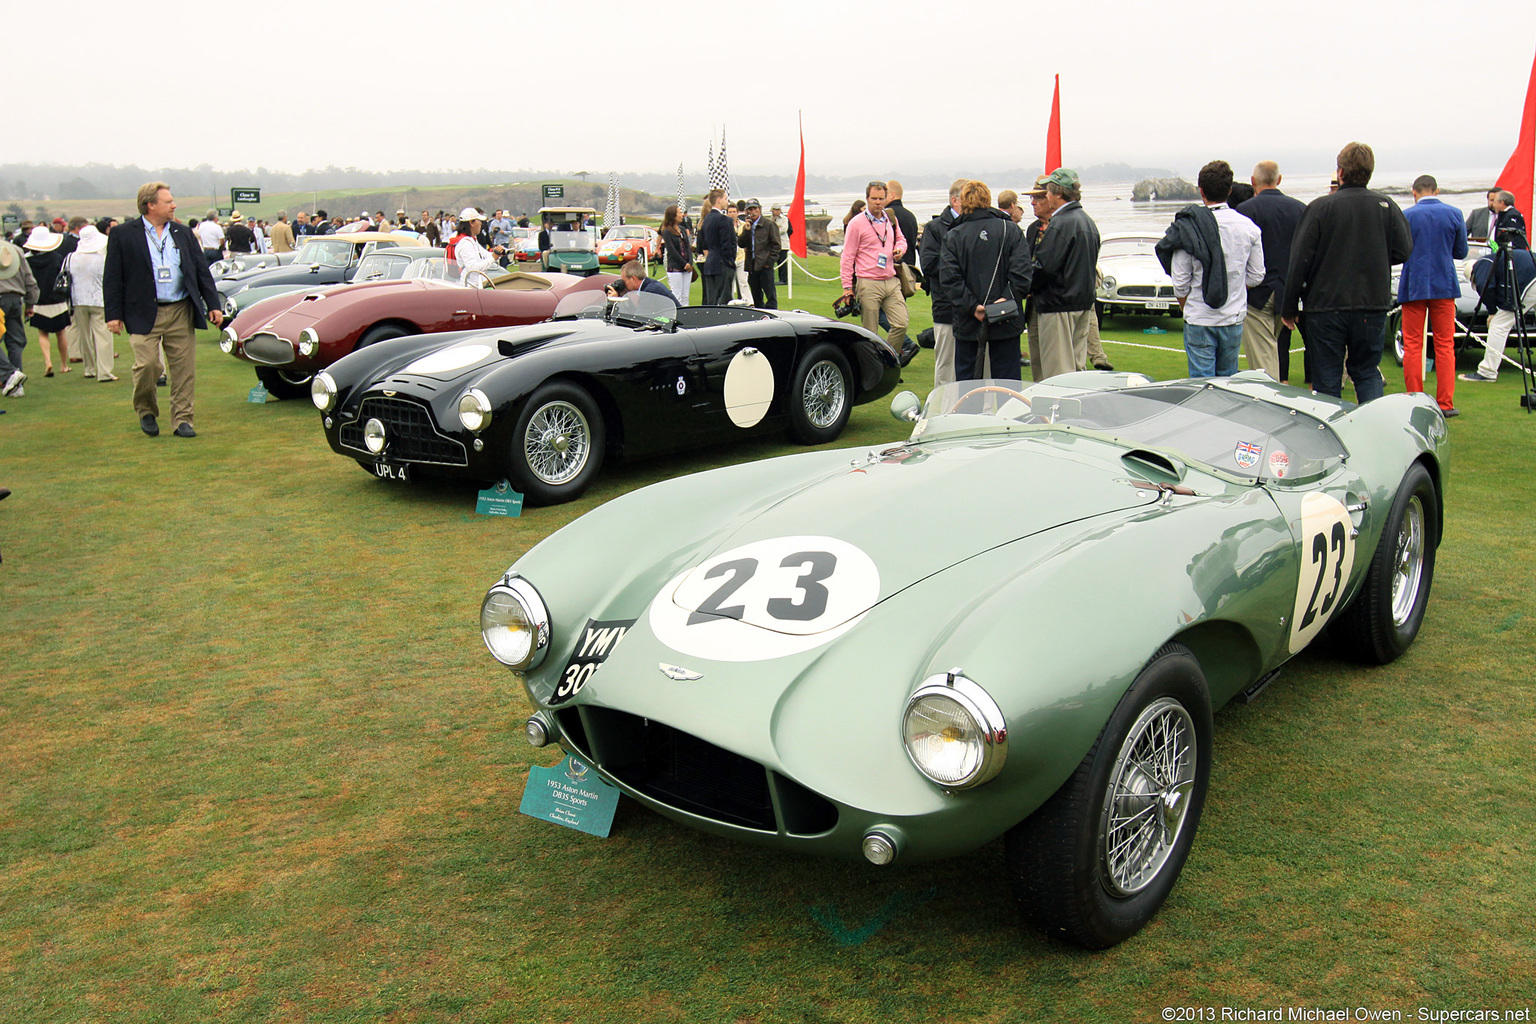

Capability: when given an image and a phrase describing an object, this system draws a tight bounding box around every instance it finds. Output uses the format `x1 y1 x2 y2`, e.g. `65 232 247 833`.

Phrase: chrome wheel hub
1390 496 1426 627
803 361 846 429
524 401 590 485
1101 697 1197 896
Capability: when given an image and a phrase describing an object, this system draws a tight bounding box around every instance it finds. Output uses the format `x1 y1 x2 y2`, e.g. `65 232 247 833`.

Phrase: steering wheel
948 385 1032 414
461 268 496 289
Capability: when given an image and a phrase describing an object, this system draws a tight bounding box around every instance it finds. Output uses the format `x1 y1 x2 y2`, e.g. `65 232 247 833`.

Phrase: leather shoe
140 414 159 436
1441 407 1460 418
174 423 197 437
1093 360 1116 371
157 374 167 387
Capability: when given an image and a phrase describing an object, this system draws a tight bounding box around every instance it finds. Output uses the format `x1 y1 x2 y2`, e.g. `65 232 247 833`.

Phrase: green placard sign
231 187 260 205
2 214 16 230
218 208 232 218
542 184 564 201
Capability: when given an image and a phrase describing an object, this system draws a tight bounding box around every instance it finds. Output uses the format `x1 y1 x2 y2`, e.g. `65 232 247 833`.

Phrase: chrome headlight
222 294 238 316
311 371 337 411
298 328 320 357
1101 274 1117 295
481 575 550 670
902 671 1007 789
363 417 386 454
219 326 237 354
458 388 493 432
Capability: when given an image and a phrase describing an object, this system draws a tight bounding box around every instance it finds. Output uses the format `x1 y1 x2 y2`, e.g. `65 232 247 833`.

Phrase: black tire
788 343 852 444
507 382 606 505
1331 462 1438 664
358 323 410 349
254 366 314 401
1005 643 1213 949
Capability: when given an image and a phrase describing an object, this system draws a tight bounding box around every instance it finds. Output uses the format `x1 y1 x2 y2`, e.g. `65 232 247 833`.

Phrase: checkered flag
603 173 620 231
676 162 686 215
706 140 717 192
714 126 732 194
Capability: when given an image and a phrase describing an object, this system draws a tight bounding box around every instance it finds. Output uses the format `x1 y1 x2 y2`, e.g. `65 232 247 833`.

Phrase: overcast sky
18 0 1536 182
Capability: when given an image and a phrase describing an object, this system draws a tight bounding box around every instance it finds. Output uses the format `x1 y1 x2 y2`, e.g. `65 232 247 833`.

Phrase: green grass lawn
2 258 1534 1023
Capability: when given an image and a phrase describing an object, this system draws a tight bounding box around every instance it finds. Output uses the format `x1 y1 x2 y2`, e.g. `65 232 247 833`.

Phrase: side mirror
890 391 921 423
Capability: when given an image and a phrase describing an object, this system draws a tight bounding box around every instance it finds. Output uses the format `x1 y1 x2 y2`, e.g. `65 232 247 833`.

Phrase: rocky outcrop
1132 177 1199 202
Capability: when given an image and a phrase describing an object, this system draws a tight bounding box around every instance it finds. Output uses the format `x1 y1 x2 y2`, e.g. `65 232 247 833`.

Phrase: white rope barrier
787 254 842 282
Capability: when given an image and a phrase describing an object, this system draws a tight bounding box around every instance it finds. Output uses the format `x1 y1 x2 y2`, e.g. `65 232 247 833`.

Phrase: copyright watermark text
1160 1008 1531 1023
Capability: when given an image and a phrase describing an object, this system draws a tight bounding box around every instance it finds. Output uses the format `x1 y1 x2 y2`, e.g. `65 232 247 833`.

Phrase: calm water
764 169 1503 237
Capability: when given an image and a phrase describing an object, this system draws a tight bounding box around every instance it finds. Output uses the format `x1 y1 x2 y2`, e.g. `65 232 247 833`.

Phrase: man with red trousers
1398 174 1468 416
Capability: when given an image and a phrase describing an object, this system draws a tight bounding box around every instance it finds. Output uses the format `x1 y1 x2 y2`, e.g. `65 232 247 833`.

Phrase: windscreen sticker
548 617 636 706
1268 450 1290 479
1234 440 1263 470
649 536 880 662
1288 492 1357 653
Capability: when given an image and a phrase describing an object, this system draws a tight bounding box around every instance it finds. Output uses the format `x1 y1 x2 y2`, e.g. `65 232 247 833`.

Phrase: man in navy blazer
1236 161 1308 382
104 182 223 437
1398 174 1468 416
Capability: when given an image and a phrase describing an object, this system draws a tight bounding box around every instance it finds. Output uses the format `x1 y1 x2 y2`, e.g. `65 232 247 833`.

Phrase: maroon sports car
220 269 616 398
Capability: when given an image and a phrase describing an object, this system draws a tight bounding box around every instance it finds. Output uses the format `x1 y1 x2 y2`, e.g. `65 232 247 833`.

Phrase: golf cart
537 207 601 275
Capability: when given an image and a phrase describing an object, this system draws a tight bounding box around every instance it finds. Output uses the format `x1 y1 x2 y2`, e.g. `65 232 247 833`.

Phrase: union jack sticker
1234 440 1263 469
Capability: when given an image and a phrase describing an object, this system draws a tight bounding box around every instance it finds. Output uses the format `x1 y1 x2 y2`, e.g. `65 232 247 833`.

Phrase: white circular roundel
403 343 494 376
649 536 881 662
723 348 775 428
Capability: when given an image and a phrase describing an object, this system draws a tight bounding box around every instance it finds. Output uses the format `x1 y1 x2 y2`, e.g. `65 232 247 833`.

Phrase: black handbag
54 255 73 305
984 298 1020 323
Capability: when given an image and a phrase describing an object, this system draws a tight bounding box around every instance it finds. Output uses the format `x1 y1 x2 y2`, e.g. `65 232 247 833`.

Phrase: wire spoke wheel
802 359 847 429
1100 697 1197 897
1390 495 1426 627
523 401 591 485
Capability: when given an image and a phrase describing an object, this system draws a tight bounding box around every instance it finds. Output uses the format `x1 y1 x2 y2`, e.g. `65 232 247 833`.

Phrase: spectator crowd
2 141 1525 431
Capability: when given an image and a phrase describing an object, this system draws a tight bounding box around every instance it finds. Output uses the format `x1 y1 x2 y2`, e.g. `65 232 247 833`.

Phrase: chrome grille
243 332 295 365
1116 285 1177 299
338 396 467 465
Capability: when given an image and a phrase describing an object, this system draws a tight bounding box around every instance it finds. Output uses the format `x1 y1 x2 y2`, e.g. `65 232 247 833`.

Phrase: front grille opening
337 396 467 465
560 706 844 834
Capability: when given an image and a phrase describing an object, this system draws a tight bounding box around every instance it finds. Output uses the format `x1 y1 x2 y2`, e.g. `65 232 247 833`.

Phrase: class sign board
542 184 564 201
231 188 260 206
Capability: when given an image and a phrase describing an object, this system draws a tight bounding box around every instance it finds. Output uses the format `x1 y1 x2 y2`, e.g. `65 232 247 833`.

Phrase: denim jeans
1182 322 1243 377
1305 310 1388 402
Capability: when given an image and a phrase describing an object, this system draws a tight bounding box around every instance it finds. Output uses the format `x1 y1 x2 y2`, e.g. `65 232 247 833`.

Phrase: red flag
1045 74 1062 175
790 113 808 259
1497 48 1536 220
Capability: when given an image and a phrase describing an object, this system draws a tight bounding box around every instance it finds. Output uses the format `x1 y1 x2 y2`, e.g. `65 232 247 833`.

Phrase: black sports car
311 293 904 505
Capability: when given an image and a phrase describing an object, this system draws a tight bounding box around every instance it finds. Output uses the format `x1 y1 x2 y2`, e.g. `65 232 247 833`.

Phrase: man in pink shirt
839 180 908 353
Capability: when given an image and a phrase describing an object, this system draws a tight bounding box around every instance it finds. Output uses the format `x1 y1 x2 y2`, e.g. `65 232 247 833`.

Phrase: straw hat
24 226 62 252
0 241 22 281
229 211 244 223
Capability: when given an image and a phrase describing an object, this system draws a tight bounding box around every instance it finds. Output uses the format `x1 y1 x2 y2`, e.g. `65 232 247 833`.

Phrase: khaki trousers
856 276 908 351
932 322 956 388
72 305 114 377
130 300 196 427
1033 309 1091 380
1242 297 1282 380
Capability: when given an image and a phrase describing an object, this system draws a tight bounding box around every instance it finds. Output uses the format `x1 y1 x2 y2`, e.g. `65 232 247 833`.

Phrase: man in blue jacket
1398 175 1468 415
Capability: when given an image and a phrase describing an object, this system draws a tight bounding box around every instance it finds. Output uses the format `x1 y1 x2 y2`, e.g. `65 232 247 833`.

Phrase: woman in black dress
23 226 72 376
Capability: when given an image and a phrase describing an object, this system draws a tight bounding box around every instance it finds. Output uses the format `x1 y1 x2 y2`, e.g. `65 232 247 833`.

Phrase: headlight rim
902 671 1007 790
481 574 550 671
457 387 493 432
311 371 338 411
298 327 320 357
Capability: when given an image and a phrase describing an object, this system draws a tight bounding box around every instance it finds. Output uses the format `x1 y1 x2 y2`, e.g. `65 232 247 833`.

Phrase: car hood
657 436 1160 626
372 320 579 386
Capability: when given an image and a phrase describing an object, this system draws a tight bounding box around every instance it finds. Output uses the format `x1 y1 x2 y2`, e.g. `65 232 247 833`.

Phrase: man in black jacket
1236 160 1307 381
1281 142 1412 403
104 182 224 438
1028 168 1100 380
919 180 964 386
697 189 737 306
886 180 920 271
737 200 782 308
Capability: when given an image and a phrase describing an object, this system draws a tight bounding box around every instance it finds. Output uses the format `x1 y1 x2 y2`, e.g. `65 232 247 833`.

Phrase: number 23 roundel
1288 492 1357 653
649 536 882 662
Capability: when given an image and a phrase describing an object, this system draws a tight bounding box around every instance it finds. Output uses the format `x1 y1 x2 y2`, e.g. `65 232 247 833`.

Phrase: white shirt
454 235 499 281
195 220 225 250
1172 204 1265 327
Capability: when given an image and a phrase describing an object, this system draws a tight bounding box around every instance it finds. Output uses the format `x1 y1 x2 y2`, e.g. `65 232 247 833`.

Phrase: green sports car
480 371 1447 948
